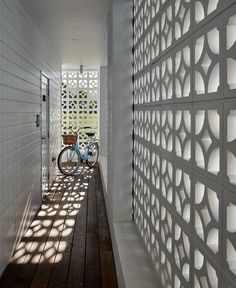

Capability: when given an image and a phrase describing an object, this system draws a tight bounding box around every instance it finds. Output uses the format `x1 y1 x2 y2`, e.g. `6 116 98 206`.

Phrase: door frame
40 71 50 199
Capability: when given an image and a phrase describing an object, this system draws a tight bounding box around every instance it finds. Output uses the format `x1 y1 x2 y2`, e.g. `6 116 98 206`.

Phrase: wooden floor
0 164 118 288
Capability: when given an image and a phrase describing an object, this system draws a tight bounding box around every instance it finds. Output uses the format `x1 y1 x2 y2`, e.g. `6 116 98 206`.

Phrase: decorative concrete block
134 5 144 45
161 156 174 205
192 20 222 101
144 31 152 68
193 174 223 262
161 107 174 152
223 101 236 193
160 1 174 53
174 41 192 102
174 104 192 165
134 40 144 74
134 71 151 104
193 0 222 28
223 189 236 283
159 248 173 288
222 5 236 98
151 61 161 102
151 150 161 191
193 246 221 288
151 108 162 147
173 221 191 286
174 165 192 227
161 54 174 102
150 17 161 61
193 102 223 183
133 139 151 180
160 204 173 255
174 0 192 42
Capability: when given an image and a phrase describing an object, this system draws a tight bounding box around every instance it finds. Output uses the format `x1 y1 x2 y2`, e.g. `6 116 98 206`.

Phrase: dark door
41 73 50 199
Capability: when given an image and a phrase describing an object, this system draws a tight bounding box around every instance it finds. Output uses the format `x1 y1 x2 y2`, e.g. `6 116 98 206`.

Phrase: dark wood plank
66 172 88 288
0 176 66 288
0 263 37 288
29 174 77 288
0 264 17 288
95 166 118 288
84 167 102 288
100 252 118 288
48 171 86 288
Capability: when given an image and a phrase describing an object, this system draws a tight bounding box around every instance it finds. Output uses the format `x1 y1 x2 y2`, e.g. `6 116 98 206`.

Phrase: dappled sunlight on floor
0 163 118 288
11 164 95 266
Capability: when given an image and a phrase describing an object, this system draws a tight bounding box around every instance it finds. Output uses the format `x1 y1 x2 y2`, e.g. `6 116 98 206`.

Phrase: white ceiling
23 0 109 69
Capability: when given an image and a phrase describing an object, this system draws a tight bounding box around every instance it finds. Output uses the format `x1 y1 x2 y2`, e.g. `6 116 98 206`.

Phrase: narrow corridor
0 165 117 288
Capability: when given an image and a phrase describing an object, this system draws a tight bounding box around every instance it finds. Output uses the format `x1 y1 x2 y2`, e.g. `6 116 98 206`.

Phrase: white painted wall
107 0 133 222
99 66 108 191
100 1 161 287
101 0 133 285
0 0 61 275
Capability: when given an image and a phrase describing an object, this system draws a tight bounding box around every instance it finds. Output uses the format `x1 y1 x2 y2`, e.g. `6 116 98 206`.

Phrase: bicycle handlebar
69 126 92 135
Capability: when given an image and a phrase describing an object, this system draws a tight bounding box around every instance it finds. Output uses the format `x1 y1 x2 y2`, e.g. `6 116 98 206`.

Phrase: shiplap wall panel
0 0 61 275
133 0 236 287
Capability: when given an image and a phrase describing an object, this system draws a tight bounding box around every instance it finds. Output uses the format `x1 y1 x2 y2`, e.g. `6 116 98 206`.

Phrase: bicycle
57 126 99 176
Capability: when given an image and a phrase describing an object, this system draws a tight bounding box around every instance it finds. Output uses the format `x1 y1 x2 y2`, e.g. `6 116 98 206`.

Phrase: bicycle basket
62 135 77 145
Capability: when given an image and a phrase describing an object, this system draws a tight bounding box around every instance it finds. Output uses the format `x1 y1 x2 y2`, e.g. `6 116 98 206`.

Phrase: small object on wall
79 65 83 74
36 114 40 127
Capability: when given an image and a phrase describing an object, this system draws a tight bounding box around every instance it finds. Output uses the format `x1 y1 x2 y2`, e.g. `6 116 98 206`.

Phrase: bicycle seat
86 132 95 137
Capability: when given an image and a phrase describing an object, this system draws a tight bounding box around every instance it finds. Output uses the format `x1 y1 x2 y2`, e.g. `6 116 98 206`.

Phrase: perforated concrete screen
61 70 99 144
133 0 236 287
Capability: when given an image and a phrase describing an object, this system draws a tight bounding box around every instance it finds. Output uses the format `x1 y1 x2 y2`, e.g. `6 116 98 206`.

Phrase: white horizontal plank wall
0 0 61 275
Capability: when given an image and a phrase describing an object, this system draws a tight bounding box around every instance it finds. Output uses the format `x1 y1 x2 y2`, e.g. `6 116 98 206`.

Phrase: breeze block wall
133 0 236 287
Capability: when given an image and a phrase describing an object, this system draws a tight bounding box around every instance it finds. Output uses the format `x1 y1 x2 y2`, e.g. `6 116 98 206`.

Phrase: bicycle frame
70 140 91 161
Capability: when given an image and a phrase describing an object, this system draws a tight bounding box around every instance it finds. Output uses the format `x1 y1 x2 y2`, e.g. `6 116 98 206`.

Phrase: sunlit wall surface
133 0 236 287
0 0 61 275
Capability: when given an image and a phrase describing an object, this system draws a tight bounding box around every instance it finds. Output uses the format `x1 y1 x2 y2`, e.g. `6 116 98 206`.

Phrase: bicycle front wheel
58 146 81 176
86 143 99 168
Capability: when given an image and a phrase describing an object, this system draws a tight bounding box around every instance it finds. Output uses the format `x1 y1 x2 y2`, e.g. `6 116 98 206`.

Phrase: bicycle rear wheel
86 143 99 168
58 146 81 176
